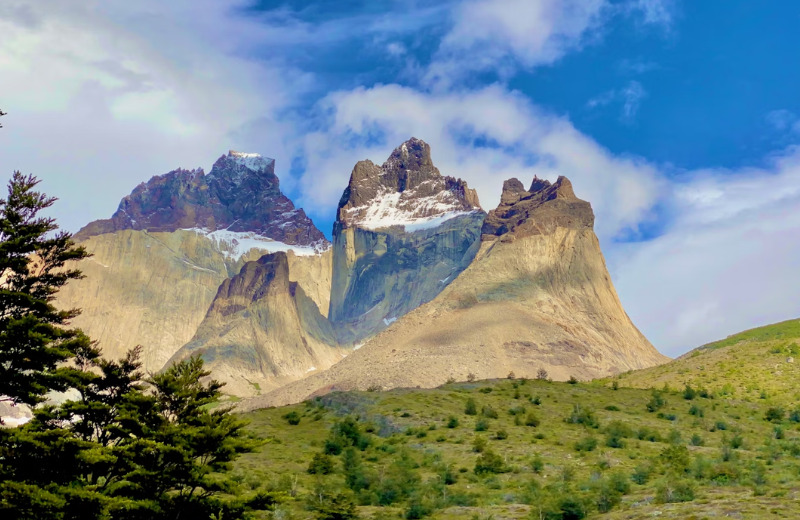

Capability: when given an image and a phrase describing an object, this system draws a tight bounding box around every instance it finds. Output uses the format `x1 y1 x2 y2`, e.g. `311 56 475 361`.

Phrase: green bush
565 405 599 428
475 419 489 432
464 398 477 416
283 410 302 425
474 450 508 475
446 416 459 429
525 412 541 427
574 436 598 452
765 407 785 422
646 390 666 412
656 479 695 503
308 453 335 475
481 405 498 419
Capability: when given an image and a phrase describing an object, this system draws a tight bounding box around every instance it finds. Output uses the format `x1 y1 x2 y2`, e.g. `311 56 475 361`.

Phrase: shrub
283 410 301 425
565 405 599 428
656 480 695 503
530 454 544 474
604 405 620 411
447 416 459 429
525 412 541 427
646 390 666 412
789 409 800 423
567 376 579 384
574 436 598 452
475 419 489 432
308 453 335 475
508 405 526 416
481 405 498 419
464 398 477 416
474 450 508 474
530 396 542 406
479 387 493 394
683 384 697 400
765 407 785 422
713 420 728 431
631 463 652 485
536 368 548 380
472 436 487 453
690 434 705 446
310 492 359 520
637 427 662 442
688 405 704 417
660 445 691 475
494 429 508 440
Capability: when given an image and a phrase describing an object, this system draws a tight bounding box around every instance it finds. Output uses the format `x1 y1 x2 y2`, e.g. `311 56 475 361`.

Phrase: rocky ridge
76 151 329 251
167 252 343 396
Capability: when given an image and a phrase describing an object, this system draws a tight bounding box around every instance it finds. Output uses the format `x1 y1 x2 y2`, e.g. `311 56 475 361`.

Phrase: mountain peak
482 175 593 238
75 151 329 249
224 150 275 173
385 137 432 171
337 139 481 231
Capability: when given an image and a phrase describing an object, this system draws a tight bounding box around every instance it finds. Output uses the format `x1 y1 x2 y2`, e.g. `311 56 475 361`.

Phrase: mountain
329 138 485 344
613 318 800 405
242 174 667 408
166 252 344 397
57 152 331 372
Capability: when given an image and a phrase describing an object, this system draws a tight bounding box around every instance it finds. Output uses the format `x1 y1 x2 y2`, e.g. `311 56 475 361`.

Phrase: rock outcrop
166 252 344 396
329 138 485 343
241 175 668 408
57 152 332 373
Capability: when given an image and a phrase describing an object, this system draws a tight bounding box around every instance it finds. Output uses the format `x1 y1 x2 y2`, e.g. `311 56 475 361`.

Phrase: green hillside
614 318 800 405
231 376 800 520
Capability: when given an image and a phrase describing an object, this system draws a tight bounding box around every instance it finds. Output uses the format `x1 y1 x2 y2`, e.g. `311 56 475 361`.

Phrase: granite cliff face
166 252 343 396
57 152 332 373
242 175 668 408
329 138 485 344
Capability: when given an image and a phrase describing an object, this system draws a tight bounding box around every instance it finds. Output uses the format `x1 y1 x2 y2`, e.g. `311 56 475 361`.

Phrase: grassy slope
613 318 800 405
232 376 800 520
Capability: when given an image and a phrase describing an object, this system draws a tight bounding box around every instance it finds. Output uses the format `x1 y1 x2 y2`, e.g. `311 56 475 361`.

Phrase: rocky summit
328 138 485 344
75 150 328 250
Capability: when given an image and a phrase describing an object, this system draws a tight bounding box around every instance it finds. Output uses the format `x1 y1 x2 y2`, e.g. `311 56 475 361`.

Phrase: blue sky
1 0 800 356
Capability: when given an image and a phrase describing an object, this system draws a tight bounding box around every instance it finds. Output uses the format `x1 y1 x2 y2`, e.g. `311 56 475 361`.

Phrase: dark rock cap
76 151 329 248
482 175 594 238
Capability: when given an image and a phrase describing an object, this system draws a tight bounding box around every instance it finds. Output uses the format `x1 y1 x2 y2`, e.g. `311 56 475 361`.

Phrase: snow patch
184 228 325 260
227 150 274 172
306 366 316 373
383 317 397 326
346 187 476 231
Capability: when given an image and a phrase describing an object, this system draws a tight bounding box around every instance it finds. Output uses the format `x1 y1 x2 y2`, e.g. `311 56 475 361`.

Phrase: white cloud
0 0 315 232
587 80 648 122
631 0 677 28
299 83 663 242
621 81 647 121
425 0 609 86
610 148 800 356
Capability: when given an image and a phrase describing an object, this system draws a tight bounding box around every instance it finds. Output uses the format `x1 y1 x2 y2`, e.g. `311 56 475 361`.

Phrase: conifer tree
0 171 91 406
